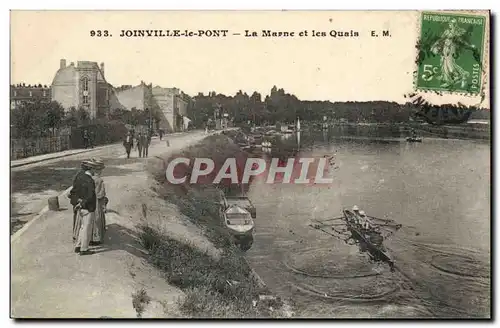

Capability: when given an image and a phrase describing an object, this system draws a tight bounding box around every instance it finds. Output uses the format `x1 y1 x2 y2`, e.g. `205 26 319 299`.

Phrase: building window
82 77 89 105
43 90 46 97
29 91 32 97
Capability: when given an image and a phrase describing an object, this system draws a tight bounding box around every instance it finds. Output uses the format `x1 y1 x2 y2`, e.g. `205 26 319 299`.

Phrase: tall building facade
151 86 188 132
51 59 114 118
114 83 189 132
10 84 51 110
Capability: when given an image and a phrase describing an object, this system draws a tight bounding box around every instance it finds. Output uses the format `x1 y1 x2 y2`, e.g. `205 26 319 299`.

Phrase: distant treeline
188 86 489 127
469 109 490 120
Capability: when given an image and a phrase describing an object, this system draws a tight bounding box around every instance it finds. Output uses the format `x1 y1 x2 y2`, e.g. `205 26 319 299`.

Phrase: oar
369 216 401 227
320 216 345 223
369 215 395 223
310 218 345 227
308 224 344 238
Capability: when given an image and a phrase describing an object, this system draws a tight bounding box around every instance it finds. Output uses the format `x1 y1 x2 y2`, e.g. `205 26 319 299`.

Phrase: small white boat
223 205 255 250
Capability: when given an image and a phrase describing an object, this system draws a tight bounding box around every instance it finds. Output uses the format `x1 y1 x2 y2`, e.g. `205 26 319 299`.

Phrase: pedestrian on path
83 129 90 149
123 131 134 159
136 132 144 158
69 160 93 242
90 158 107 245
142 131 151 158
72 159 98 255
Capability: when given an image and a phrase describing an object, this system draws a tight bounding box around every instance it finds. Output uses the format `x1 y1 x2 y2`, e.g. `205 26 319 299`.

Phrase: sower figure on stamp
431 19 475 88
90 158 107 245
72 159 97 255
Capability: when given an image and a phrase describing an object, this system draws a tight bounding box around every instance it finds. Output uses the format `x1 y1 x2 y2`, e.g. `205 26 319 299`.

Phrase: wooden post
48 196 60 211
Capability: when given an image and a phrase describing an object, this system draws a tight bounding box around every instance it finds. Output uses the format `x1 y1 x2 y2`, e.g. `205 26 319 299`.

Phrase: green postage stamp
416 12 486 95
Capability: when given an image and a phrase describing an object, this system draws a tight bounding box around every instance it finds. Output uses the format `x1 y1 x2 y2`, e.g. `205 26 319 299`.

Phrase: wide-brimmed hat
91 158 105 169
81 159 97 169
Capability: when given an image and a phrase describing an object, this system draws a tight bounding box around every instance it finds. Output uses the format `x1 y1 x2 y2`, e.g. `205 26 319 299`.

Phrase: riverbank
251 122 489 141
140 133 292 318
324 122 490 140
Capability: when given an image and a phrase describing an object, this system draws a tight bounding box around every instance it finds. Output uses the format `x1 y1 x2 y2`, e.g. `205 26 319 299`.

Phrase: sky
10 10 490 108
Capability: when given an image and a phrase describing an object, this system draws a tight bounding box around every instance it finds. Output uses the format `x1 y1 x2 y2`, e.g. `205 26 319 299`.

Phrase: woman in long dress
90 158 107 245
71 159 98 253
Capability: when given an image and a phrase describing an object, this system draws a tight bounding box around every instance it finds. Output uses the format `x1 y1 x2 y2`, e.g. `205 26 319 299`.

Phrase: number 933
90 30 110 37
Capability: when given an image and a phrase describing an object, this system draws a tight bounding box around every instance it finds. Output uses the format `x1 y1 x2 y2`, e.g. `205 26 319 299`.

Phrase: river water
245 128 490 318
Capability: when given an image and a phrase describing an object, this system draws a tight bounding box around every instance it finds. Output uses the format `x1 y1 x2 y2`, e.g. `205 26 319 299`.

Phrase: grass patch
139 133 291 318
137 223 274 318
132 288 152 318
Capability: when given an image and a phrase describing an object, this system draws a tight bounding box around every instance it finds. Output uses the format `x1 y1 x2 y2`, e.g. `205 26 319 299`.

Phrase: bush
137 223 270 318
69 120 127 148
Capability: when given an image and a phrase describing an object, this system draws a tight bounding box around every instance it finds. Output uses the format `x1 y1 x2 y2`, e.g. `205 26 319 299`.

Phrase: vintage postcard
10 10 490 319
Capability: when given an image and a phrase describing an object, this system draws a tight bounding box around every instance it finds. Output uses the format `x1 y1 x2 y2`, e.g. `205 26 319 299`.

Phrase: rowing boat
406 137 422 143
342 210 395 269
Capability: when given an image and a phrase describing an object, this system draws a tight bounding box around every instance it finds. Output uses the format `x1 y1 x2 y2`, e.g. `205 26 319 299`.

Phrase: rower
359 210 372 230
352 205 361 224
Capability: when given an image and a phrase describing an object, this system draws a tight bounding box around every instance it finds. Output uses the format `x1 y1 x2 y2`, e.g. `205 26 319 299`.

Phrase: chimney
100 62 105 76
60 59 66 69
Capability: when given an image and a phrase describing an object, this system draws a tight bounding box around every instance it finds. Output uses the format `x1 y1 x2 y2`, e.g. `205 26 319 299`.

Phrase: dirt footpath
11 131 214 318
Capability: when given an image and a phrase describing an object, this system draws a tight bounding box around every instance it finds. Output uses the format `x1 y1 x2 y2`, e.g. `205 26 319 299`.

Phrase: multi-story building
114 82 189 132
151 86 188 132
49 59 190 131
51 59 115 118
10 84 51 110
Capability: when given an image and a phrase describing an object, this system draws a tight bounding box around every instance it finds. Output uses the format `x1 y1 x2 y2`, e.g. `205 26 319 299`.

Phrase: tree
11 103 39 139
77 107 91 126
127 107 138 126
11 100 67 138
153 111 162 129
41 101 65 135
109 108 129 121
64 107 79 127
